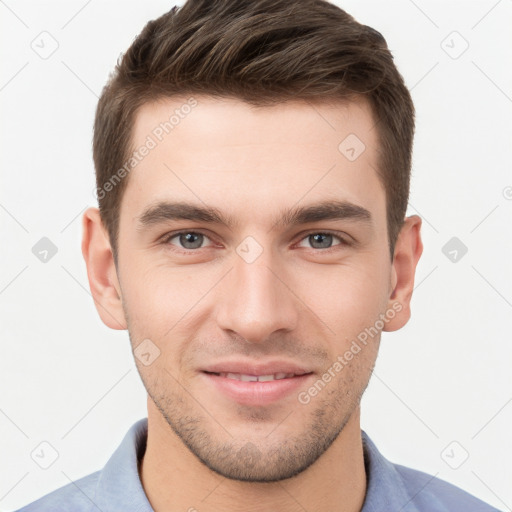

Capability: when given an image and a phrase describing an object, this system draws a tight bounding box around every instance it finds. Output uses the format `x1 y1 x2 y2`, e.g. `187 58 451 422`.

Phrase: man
16 0 501 510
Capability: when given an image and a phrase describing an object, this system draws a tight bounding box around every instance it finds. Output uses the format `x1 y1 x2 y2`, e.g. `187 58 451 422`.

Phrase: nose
215 247 299 344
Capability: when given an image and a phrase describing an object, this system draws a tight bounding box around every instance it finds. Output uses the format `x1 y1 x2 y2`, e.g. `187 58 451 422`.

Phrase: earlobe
383 215 423 332
81 207 127 330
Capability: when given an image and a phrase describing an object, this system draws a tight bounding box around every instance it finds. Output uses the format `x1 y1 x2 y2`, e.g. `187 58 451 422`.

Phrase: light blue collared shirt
16 418 501 511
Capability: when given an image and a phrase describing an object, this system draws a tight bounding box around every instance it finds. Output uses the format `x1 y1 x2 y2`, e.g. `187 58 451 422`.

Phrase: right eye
162 231 215 252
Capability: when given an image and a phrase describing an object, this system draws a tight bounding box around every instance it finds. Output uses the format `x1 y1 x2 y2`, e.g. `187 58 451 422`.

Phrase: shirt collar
95 418 153 512
93 418 437 511
360 430 421 511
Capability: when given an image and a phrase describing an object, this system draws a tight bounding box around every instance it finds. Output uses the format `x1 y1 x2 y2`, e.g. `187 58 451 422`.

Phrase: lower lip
201 372 314 406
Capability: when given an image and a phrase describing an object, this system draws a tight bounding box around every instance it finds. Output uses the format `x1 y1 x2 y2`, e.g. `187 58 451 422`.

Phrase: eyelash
160 230 352 254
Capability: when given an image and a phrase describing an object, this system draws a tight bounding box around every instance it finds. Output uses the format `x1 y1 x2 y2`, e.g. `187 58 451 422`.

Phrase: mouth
205 371 307 381
201 365 314 406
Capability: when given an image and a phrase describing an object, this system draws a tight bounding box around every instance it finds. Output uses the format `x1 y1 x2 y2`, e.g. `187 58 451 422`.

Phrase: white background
1 0 511 510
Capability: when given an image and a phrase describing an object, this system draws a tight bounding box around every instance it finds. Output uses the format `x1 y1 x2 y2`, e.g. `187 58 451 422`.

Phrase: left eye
164 231 212 250
297 232 346 250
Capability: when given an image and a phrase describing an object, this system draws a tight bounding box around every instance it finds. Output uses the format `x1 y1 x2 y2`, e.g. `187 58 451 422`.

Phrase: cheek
295 259 390 331
121 259 222 346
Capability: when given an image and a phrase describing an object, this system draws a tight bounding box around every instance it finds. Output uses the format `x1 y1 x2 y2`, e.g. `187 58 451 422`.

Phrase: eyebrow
136 199 372 232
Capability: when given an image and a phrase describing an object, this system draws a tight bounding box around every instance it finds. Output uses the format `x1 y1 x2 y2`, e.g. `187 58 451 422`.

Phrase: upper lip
201 360 312 376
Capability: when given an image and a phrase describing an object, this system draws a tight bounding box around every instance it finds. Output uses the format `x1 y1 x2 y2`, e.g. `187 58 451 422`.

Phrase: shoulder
394 463 502 512
14 470 101 512
360 430 501 511
14 418 151 512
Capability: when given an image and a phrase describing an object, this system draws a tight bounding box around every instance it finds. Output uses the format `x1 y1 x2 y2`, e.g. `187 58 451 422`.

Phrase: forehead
121 95 385 229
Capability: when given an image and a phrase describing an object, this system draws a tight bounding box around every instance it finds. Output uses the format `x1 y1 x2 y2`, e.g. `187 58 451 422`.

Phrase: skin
82 95 422 512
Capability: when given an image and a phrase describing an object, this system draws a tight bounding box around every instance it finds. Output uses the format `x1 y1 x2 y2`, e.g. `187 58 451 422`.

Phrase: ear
81 207 127 330
383 214 423 332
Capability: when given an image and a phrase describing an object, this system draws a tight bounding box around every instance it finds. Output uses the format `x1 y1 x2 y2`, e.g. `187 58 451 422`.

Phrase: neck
140 399 367 512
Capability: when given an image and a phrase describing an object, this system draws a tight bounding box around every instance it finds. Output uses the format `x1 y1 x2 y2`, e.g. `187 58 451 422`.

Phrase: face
113 95 398 481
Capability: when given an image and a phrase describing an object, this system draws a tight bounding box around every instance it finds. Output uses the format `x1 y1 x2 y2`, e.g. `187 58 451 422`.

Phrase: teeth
240 374 258 382
219 372 297 381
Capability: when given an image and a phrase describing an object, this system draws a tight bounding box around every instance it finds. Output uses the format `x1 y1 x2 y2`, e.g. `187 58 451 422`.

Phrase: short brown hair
93 0 414 263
